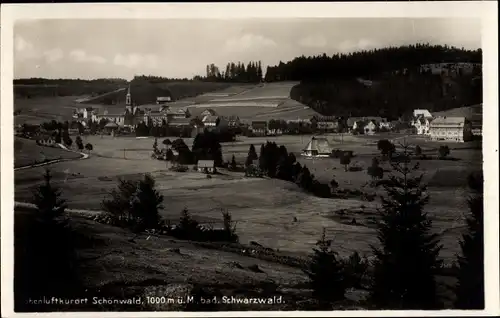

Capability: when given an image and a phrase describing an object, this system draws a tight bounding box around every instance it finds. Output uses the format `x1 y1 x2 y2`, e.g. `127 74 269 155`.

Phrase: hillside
290 73 482 118
15 205 374 311
77 80 232 106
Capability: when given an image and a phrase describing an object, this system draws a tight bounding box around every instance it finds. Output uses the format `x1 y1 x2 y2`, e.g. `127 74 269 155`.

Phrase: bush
170 164 189 172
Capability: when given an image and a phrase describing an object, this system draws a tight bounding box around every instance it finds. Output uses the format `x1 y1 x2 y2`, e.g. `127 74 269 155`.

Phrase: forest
263 44 482 82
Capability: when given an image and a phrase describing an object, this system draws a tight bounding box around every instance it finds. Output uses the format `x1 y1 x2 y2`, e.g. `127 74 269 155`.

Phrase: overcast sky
14 18 481 80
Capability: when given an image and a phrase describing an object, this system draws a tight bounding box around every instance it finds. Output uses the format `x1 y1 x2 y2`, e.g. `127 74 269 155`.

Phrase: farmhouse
103 122 119 134
143 106 168 127
429 116 473 142
224 116 241 128
302 136 333 158
250 121 268 136
314 116 339 132
156 96 172 104
363 120 378 135
168 118 193 129
202 115 221 128
347 117 383 132
197 160 216 174
413 116 432 135
378 119 393 131
201 109 217 118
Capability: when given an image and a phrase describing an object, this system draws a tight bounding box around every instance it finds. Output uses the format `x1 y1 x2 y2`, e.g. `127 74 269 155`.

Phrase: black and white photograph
1 2 498 316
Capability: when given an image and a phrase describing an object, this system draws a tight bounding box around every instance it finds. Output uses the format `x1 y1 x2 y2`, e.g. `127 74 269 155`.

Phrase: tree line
264 44 482 82
194 60 263 83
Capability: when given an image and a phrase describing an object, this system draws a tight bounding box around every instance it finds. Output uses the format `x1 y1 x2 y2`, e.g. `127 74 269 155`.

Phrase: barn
301 136 333 158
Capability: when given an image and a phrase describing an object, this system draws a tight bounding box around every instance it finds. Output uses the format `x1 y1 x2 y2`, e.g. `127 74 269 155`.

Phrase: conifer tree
369 143 443 309
31 169 67 222
130 174 164 231
304 228 347 308
453 173 484 309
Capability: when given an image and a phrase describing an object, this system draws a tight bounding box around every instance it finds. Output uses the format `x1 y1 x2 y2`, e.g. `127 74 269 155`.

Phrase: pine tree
369 142 443 309
31 169 67 222
304 228 347 308
453 173 484 309
130 174 164 232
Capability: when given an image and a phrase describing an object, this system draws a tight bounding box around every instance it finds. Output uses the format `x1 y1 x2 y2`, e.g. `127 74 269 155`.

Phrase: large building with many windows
429 116 473 142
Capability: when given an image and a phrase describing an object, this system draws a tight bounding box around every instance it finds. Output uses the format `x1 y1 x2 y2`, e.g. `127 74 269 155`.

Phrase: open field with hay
14 133 481 264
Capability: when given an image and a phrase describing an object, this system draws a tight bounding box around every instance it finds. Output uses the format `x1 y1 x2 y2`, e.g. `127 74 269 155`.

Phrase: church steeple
126 84 131 106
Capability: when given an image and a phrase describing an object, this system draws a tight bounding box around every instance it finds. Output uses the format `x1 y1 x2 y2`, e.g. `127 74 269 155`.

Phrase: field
168 82 321 121
14 96 87 126
14 137 82 168
14 133 482 264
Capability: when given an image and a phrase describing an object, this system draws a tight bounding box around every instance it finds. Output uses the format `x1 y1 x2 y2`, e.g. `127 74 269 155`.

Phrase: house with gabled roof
250 121 268 136
301 136 333 158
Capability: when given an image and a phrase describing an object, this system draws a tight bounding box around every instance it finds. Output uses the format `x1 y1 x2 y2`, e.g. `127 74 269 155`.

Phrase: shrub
438 145 450 159
170 164 189 172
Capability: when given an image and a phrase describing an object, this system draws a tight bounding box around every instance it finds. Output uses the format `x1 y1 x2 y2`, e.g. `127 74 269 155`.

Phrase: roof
168 118 192 126
303 137 333 154
413 109 433 118
201 109 217 116
347 116 383 126
197 160 215 168
202 115 219 124
104 122 119 128
364 120 378 127
430 116 466 127
251 121 267 129
316 116 338 122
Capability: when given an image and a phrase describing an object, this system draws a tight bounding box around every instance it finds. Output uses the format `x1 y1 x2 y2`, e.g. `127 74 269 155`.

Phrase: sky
13 18 482 80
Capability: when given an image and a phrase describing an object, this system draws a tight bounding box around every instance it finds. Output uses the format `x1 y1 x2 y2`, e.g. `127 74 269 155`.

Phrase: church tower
125 84 132 107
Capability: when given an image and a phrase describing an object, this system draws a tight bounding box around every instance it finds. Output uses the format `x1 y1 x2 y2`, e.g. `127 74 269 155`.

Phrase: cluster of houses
409 108 482 143
70 85 481 144
72 85 241 134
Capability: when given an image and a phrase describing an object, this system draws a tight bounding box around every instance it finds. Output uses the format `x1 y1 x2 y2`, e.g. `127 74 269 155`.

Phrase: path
14 143 89 171
14 142 95 216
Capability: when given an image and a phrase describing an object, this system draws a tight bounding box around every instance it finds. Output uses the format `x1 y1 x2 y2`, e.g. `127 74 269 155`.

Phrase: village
10 15 487 312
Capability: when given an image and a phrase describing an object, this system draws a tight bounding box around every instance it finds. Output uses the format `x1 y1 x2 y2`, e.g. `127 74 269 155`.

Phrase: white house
379 120 393 131
363 120 378 135
413 116 432 135
202 115 228 129
429 116 473 142
197 160 215 174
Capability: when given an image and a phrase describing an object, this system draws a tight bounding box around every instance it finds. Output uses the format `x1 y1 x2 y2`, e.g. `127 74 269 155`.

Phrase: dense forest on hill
14 78 128 98
264 44 482 82
265 44 483 118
